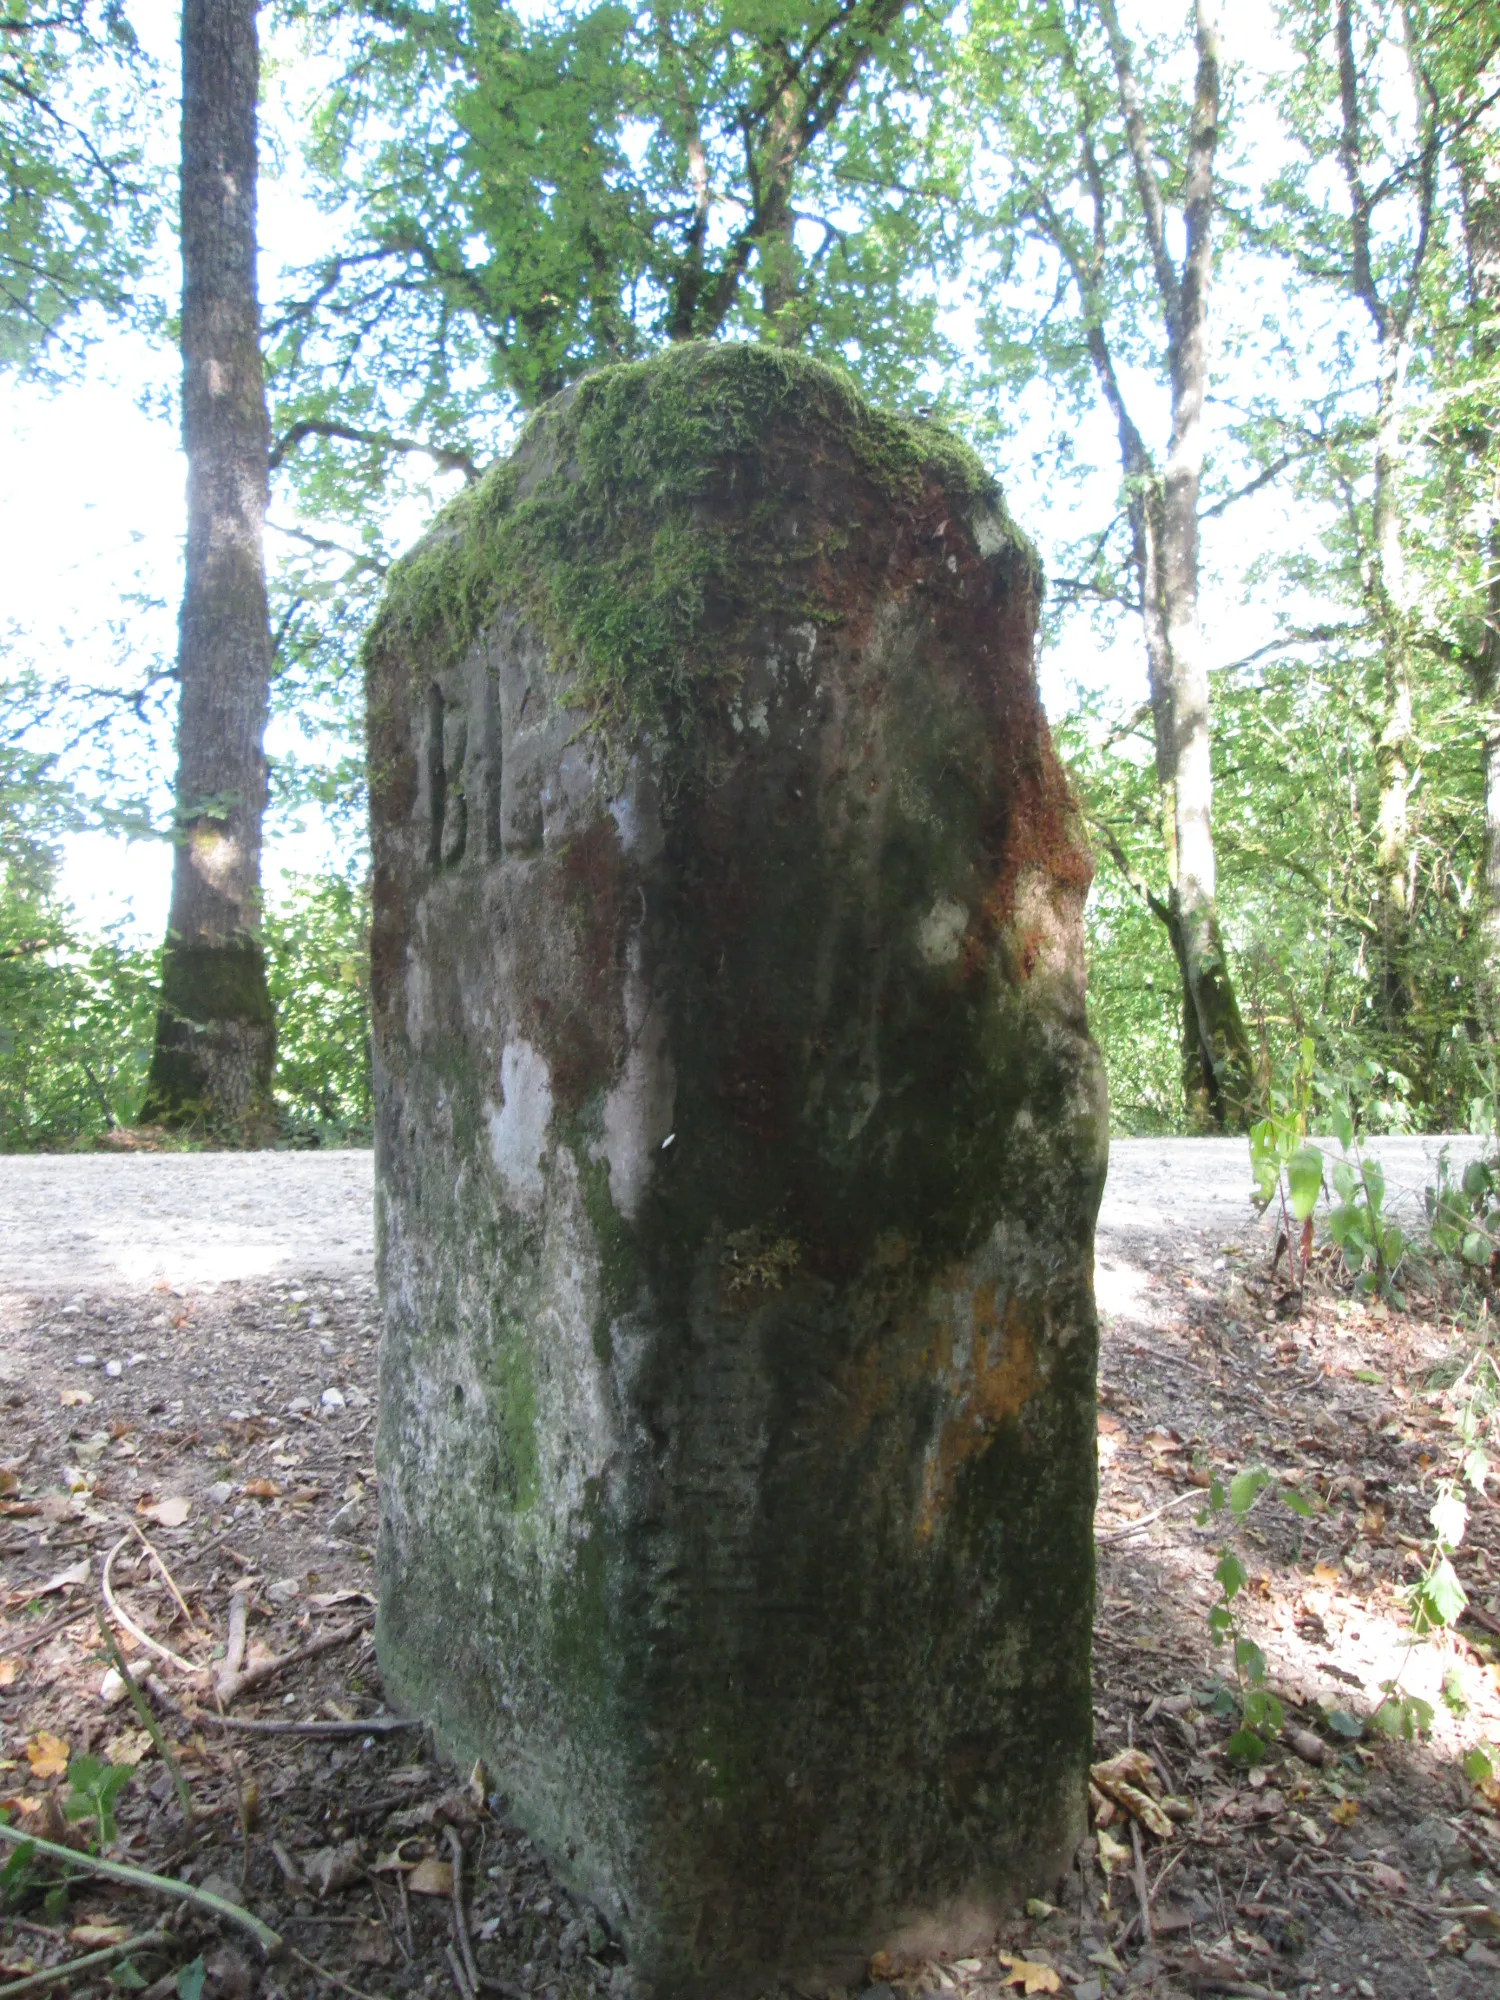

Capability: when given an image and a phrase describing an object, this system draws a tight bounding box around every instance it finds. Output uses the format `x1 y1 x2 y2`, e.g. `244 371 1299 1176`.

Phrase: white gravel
0 1132 1482 1294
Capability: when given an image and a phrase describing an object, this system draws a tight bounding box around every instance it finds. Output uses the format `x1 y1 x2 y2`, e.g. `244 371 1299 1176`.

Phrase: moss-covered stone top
365 341 1025 762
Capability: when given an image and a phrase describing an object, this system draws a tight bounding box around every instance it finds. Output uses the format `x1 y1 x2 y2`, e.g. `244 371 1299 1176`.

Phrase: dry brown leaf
59 1388 93 1409
0 1499 38 1519
0 1659 20 1689
103 1729 154 1768
405 1856 454 1897
1097 1828 1130 1872
69 1924 131 1947
1111 1779 1174 1839
1091 1747 1162 1798
303 1839 365 1898
1328 1798 1359 1827
25 1731 69 1779
139 1494 191 1528
242 1478 279 1500
372 1839 424 1874
997 1955 1062 1994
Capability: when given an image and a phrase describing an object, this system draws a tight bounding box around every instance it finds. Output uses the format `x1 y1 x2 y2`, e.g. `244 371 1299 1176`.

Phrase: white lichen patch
596 938 675 1220
486 1040 553 1205
916 896 969 967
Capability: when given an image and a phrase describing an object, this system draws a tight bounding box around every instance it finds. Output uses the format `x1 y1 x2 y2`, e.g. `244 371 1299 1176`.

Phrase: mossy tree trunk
143 0 275 1139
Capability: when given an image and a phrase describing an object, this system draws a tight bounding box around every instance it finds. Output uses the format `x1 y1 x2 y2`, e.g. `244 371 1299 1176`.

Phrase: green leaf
177 1959 206 2000
1325 1709 1363 1739
1413 1554 1468 1632
1235 1636 1268 1685
1228 1467 1272 1517
1331 1104 1354 1150
1463 1230 1490 1266
1463 1447 1490 1494
1243 1688 1283 1735
1462 1159 1492 1199
1225 1728 1268 1764
1332 1157 1357 1202
1463 1743 1498 1783
1215 1550 1248 1601
1282 1487 1319 1518
111 1962 148 1992
1287 1145 1323 1220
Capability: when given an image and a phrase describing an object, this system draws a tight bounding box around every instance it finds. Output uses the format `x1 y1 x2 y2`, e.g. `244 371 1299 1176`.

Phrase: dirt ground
1 1144 1499 2000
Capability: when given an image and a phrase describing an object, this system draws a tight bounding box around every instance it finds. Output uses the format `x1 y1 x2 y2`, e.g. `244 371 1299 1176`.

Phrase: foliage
0 0 161 375
263 871 373 1145
61 1752 133 1848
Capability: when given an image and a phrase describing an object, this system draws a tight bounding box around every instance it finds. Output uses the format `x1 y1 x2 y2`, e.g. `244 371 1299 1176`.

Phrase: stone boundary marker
365 344 1107 1998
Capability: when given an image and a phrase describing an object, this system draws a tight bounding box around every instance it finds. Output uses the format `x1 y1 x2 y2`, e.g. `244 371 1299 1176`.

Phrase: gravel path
0 1133 1482 1293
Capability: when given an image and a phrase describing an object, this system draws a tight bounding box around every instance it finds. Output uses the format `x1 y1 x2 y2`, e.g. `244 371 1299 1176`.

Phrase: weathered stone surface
366 343 1107 1998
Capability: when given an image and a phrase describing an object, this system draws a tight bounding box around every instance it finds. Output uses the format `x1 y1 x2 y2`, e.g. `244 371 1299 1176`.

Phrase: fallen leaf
59 1388 93 1408
372 1840 424 1874
25 1731 69 1779
0 1659 19 1688
998 1955 1062 1994
69 1924 130 1947
1328 1799 1360 1828
1097 1828 1130 1871
867 1957 894 1985
303 1840 364 1898
242 1479 279 1500
139 1494 191 1528
1111 1779 1174 1839
1368 1861 1405 1894
1091 1747 1162 1798
36 1559 89 1595
103 1729 153 1768
0 1499 38 1518
405 1856 454 1897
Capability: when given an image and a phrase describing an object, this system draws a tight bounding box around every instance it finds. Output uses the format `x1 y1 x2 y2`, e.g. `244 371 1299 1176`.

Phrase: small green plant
1322 1097 1406 1294
62 1752 134 1849
1199 1467 1314 1761
1249 1038 1324 1296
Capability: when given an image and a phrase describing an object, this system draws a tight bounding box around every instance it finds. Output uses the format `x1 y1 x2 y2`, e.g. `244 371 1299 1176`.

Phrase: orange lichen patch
916 1289 1040 1542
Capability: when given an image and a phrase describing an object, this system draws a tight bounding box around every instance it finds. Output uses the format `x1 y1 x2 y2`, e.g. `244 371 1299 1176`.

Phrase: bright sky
0 0 1340 948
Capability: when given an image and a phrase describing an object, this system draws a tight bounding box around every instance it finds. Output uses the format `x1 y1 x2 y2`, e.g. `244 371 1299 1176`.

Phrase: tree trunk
142 0 275 1137
1369 331 1416 1018
1457 94 1500 1027
1093 0 1255 1130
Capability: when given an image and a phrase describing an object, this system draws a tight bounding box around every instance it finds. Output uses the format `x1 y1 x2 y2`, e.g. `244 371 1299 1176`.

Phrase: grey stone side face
367 347 1107 1999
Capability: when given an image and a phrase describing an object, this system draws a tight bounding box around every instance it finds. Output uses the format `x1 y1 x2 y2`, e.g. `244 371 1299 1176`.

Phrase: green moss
366 342 1014 765
484 1331 540 1514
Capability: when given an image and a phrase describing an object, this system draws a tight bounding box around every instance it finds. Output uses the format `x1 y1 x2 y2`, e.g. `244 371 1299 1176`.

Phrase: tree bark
142 0 275 1137
1455 77 1500 1026
1091 0 1255 1129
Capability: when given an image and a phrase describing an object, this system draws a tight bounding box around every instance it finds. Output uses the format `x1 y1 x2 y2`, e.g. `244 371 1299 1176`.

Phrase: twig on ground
1097 1490 1204 1544
95 1575 195 1822
130 1523 206 1641
1130 1818 1153 1944
217 1584 250 1702
287 1942 388 2000
397 1868 414 1957
447 1825 482 1999
189 1712 418 1739
214 1615 372 1708
0 1926 168 1997
102 1534 204 1678
9 1608 94 1656
0 1822 281 1959
445 1943 474 2000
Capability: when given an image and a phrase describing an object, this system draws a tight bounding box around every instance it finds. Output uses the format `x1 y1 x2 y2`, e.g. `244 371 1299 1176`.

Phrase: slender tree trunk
1370 333 1416 1016
1092 0 1255 1129
1457 100 1500 1026
142 0 275 1137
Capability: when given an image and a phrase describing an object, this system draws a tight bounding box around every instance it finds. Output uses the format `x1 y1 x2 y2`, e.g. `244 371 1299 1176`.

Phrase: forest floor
0 1145 1498 2000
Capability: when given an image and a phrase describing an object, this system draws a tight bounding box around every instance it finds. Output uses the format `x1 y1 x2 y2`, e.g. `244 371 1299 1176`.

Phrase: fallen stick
216 1583 251 1703
189 1713 418 1739
214 1615 373 1708
0 1823 281 1959
10 1608 94 1657
102 1535 204 1680
287 1942 388 2000
447 1825 482 1999
0 1926 168 1998
1096 1490 1203 1545
130 1524 207 1644
96 1574 195 1823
